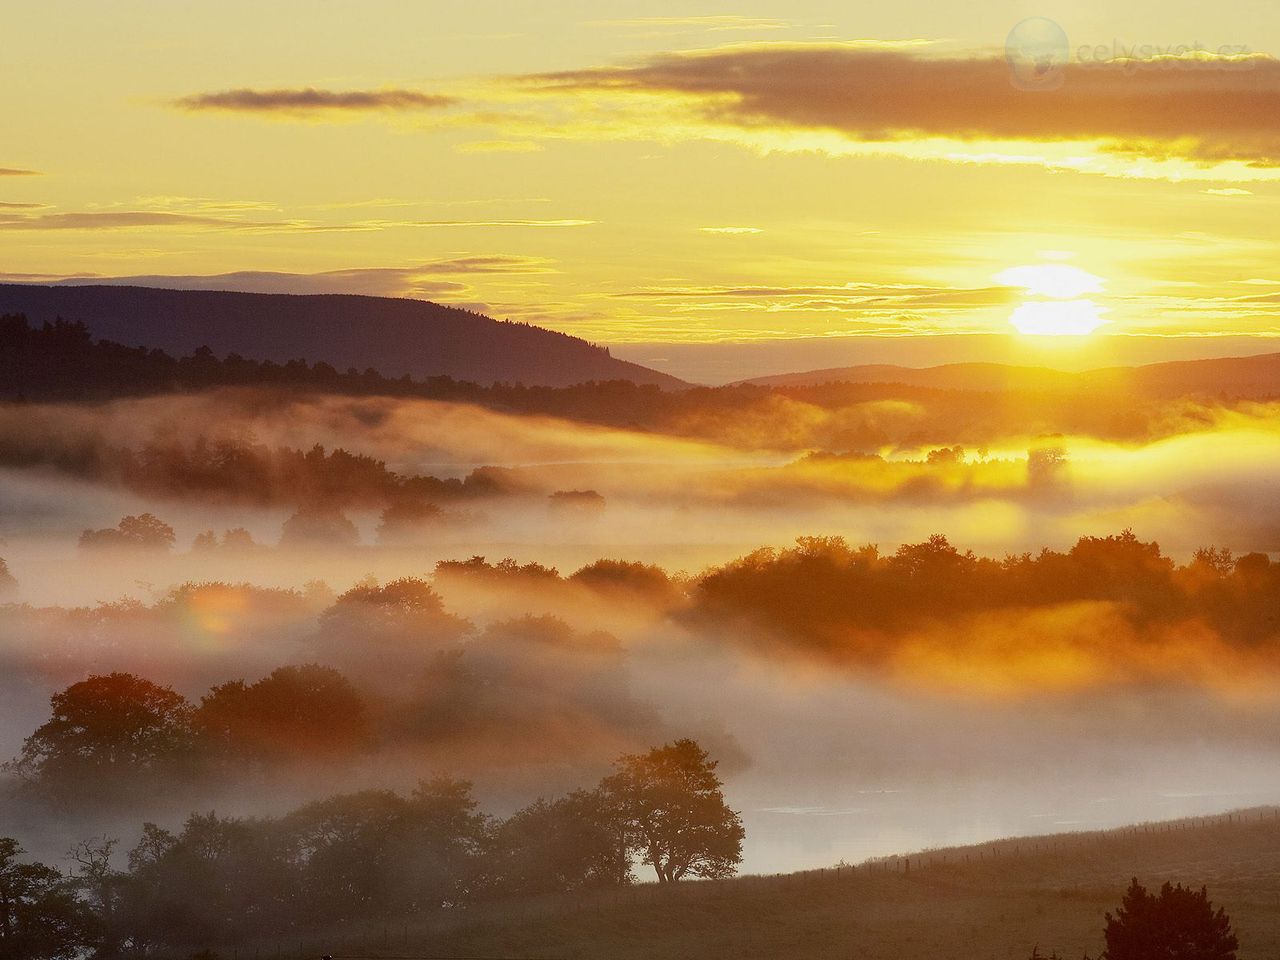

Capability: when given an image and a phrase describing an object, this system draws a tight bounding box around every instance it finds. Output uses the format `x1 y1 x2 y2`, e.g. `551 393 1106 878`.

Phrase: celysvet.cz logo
1006 18 1254 90
1005 18 1069 91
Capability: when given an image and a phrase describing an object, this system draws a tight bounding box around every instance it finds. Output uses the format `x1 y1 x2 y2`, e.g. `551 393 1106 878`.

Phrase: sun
996 263 1110 336
995 264 1104 299
1008 299 1109 336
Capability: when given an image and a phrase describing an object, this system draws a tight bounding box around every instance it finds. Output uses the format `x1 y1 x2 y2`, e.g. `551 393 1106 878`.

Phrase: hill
745 354 1280 398
745 361 1081 392
262 808 1280 960
0 283 685 389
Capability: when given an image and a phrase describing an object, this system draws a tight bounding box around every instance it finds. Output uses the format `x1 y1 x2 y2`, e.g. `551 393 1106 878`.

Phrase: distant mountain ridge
743 354 1280 397
0 284 685 389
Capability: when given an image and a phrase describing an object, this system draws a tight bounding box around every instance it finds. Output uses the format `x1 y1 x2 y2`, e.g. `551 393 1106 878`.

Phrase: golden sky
4 0 1280 356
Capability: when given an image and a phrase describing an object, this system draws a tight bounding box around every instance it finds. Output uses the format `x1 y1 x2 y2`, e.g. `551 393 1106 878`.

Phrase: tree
7 673 196 802
68 836 124 957
601 738 744 883
283 778 488 919
0 557 17 597
120 814 296 947
1103 878 1238 960
79 513 175 551
0 838 94 960
196 664 371 767
376 498 445 544
1027 445 1069 489
279 504 359 548
490 789 630 895
548 489 606 515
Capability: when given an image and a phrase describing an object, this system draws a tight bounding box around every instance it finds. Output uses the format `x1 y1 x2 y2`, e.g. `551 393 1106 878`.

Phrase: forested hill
0 283 685 389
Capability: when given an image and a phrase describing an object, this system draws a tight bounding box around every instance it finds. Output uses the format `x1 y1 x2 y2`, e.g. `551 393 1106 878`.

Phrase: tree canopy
1103 878 1238 960
602 738 745 883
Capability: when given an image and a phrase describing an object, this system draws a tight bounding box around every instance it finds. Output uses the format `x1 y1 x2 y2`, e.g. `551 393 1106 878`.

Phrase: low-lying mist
3 387 1280 873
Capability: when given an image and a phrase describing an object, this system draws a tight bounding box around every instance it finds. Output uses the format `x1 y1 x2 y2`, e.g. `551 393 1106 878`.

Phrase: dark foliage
602 738 744 883
688 531 1280 663
1103 878 1238 960
0 838 96 959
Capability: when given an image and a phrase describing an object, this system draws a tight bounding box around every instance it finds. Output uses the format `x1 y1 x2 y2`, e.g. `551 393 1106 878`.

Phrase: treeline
0 738 742 958
4 583 657 807
12 531 1280 689
1 313 1211 449
0 313 724 424
689 530 1280 665
0 409 523 510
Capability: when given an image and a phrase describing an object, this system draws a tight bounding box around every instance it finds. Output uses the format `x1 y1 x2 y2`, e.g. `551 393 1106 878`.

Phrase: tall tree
602 738 744 883
67 836 123 958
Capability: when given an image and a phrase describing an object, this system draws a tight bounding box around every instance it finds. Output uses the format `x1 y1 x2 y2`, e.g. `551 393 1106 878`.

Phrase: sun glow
998 263 1109 336
996 264 1104 299
1009 299 1110 336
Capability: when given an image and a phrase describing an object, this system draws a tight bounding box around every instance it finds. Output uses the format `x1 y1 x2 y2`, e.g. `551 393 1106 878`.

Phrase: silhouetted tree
67 836 124 957
120 814 295 946
0 557 16 597
1027 445 1069 489
1103 878 1238 960
6 673 196 802
602 738 744 883
279 504 359 548
313 579 471 687
196 664 371 767
0 838 95 959
490 789 630 895
569 559 678 603
548 489 606 515
284 777 488 920
78 513 176 551
377 498 445 544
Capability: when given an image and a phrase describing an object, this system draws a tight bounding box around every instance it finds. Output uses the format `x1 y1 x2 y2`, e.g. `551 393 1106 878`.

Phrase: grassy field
242 807 1280 960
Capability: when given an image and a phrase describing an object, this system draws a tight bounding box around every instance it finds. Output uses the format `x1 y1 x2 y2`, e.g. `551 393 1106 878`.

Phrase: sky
4 0 1280 374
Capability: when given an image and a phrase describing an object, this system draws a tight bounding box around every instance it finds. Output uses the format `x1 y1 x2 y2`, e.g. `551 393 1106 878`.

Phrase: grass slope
239 808 1280 960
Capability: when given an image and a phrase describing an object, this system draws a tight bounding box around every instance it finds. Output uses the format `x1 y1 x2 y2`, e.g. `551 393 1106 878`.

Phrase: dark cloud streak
173 87 457 116
524 45 1280 164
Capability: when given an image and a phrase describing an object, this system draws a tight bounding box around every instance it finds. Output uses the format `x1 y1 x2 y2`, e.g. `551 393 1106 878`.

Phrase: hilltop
275 808 1280 960
0 284 685 389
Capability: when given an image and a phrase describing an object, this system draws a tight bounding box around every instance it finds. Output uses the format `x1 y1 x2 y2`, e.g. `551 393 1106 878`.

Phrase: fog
3 388 1280 874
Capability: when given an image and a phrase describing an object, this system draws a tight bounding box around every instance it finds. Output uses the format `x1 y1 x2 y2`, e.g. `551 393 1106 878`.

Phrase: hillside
745 361 1081 392
745 354 1280 398
261 808 1280 960
0 283 685 389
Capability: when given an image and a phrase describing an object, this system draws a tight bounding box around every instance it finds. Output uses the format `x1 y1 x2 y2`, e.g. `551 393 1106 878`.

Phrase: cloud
34 257 555 299
0 202 49 209
700 226 763 235
0 168 40 177
508 43 1280 176
1203 187 1253 196
0 211 332 232
0 212 255 231
172 87 457 118
612 282 1015 311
